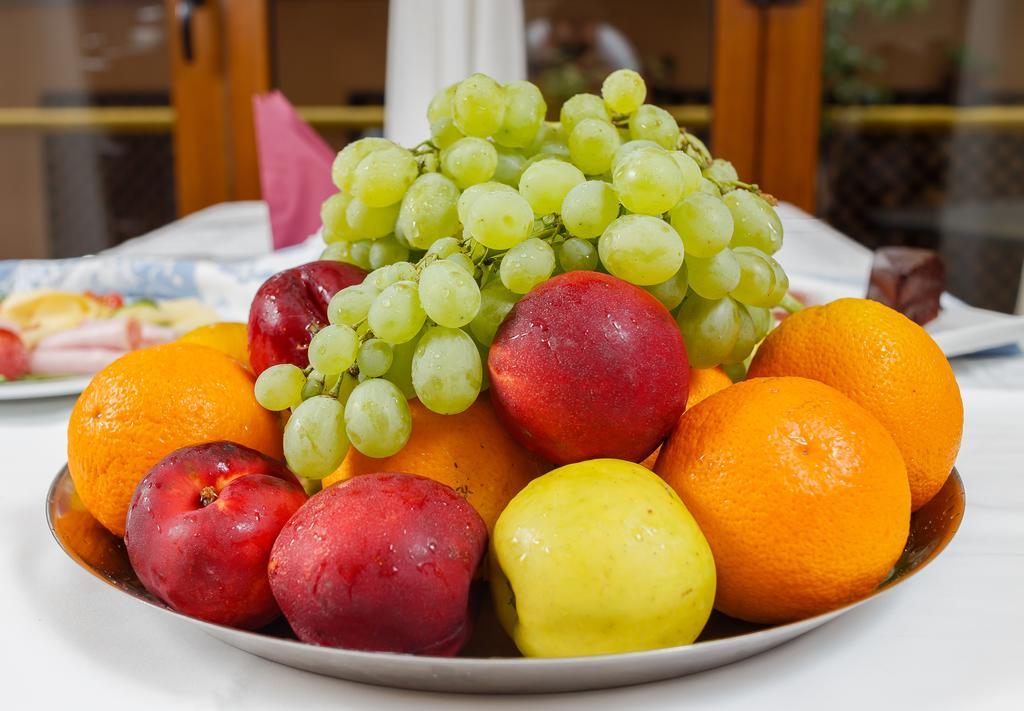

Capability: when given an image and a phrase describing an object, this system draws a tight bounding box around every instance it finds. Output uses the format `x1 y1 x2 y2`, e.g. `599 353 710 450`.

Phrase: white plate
0 375 91 401
789 275 1024 358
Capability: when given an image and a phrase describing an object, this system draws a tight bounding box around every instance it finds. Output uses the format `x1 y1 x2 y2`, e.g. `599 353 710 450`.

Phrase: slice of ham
29 347 126 376
139 323 178 348
36 317 141 351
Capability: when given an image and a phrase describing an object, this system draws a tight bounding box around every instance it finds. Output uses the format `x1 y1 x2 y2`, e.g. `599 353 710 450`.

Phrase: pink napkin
253 91 337 250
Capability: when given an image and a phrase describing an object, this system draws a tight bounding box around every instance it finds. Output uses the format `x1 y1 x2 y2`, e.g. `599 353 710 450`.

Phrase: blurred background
1 0 1022 313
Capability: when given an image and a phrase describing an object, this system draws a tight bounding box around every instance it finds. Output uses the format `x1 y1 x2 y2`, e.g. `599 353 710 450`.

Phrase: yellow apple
489 458 716 657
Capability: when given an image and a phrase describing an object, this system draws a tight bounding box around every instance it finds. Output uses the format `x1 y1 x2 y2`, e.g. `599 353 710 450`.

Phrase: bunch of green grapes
256 69 790 479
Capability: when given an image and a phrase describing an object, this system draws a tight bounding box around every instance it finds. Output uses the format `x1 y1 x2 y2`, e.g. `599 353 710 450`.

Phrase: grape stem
680 130 712 168
705 176 778 204
779 292 805 314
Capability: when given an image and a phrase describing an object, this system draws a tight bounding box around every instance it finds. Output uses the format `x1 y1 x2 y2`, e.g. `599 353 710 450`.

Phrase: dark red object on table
867 247 946 326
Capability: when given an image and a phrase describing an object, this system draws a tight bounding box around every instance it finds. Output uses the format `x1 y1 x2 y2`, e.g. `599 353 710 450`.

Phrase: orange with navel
67 343 282 536
748 297 962 510
656 376 911 624
323 395 547 531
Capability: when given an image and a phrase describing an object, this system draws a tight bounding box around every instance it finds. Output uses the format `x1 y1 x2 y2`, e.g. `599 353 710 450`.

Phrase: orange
68 343 282 536
748 297 962 510
178 322 250 369
323 395 547 531
640 367 733 470
656 376 911 624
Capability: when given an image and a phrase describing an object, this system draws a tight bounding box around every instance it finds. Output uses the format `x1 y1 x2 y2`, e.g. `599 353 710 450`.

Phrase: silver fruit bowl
47 466 963 694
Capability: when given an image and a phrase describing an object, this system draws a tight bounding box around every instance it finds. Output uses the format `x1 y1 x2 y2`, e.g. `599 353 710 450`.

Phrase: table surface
2 203 1022 710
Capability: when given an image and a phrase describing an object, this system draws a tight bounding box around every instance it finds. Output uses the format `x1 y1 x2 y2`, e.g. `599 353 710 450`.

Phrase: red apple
268 473 488 655
248 260 366 375
0 328 29 380
125 441 307 630
488 271 689 465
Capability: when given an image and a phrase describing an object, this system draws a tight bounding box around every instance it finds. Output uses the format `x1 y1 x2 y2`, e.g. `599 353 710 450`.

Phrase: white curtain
384 0 527 147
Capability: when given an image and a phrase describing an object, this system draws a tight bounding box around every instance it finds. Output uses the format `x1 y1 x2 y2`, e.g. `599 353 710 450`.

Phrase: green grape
524 122 567 156
321 192 356 243
308 324 359 376
724 189 784 254
598 214 683 285
560 93 610 134
469 281 519 346
703 158 738 184
430 116 464 150
523 143 571 168
346 198 400 240
427 83 456 123
329 284 378 326
601 69 647 115
558 237 599 272
419 259 482 327
467 190 535 249
493 147 527 187
457 181 515 224
365 261 417 291
568 118 621 175
411 326 482 414
765 254 789 307
334 371 359 405
669 151 703 196
746 304 773 342
611 139 662 172
645 265 689 310
447 252 476 275
561 180 620 239
347 240 373 270
676 294 741 369
344 378 412 458
669 192 734 258
687 249 741 299
368 235 410 270
500 238 555 293
383 328 421 399
698 177 722 197
331 137 393 193
441 137 498 189
351 146 419 208
518 158 585 215
723 305 756 365
397 172 460 249
356 339 394 378
368 280 426 344
426 236 461 258
452 73 505 137
730 247 776 306
301 371 325 400
283 395 348 480
494 80 546 148
612 147 684 215
629 105 679 149
321 241 353 263
254 363 305 411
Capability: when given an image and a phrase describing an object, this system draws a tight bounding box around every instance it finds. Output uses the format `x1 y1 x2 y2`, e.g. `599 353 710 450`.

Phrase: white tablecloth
2 203 1022 710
